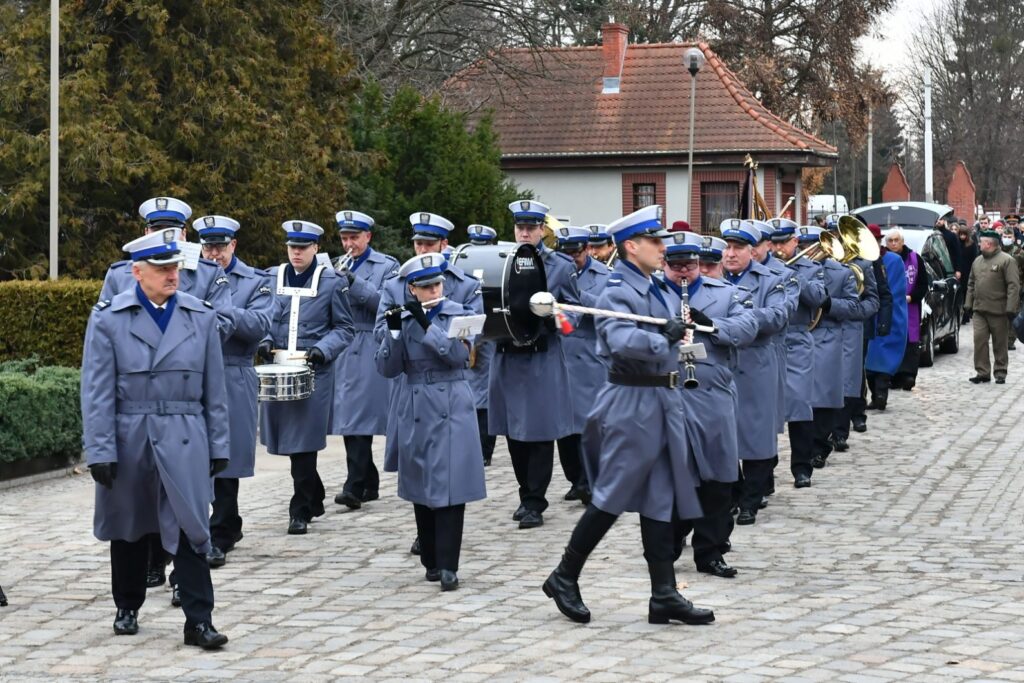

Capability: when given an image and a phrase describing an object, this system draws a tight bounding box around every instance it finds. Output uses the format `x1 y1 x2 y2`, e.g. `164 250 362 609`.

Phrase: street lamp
684 47 705 224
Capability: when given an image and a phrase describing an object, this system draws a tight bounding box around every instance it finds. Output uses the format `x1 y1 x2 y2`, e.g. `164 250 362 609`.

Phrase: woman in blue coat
377 254 485 592
865 247 909 409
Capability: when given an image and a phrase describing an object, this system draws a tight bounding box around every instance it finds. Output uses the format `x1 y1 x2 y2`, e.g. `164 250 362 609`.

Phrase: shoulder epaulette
94 300 111 311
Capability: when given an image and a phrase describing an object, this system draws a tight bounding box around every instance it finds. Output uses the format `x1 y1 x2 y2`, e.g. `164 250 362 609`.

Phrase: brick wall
946 161 976 220
621 172 667 220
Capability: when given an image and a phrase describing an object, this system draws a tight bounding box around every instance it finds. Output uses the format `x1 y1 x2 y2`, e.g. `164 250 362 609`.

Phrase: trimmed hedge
0 359 82 465
0 280 102 367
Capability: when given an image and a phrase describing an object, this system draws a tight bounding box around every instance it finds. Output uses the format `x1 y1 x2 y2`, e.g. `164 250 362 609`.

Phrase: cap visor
144 253 185 266
286 239 317 247
410 274 445 287
199 235 231 245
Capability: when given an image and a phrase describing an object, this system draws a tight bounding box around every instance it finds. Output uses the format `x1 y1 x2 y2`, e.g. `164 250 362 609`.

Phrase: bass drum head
450 242 547 345
502 243 546 344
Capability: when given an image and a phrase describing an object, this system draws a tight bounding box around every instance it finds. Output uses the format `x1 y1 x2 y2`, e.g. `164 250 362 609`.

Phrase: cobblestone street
2 332 1024 682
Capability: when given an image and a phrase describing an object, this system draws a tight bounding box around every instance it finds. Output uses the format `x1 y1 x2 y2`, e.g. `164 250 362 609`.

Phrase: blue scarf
224 255 238 274
725 263 752 285
621 260 669 312
135 284 176 333
351 247 372 272
286 264 316 288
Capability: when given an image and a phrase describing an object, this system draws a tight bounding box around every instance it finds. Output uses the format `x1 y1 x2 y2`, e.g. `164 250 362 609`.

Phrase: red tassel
555 310 574 335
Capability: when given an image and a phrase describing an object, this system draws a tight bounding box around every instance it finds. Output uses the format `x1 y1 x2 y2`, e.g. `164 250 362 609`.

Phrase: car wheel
919 318 935 367
938 319 960 354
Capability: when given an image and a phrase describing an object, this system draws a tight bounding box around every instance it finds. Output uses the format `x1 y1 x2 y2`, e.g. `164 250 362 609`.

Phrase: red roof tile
445 42 837 160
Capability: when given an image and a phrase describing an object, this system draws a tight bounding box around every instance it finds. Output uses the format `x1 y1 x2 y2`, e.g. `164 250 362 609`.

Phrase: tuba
834 216 880 294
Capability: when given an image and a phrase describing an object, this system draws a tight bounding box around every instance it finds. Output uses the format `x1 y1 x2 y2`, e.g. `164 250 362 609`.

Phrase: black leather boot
542 546 591 623
0 584 7 607
647 561 715 625
184 622 228 649
113 608 139 635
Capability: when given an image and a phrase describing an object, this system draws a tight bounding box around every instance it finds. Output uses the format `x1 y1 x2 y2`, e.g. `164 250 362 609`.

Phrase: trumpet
335 247 355 272
782 231 844 265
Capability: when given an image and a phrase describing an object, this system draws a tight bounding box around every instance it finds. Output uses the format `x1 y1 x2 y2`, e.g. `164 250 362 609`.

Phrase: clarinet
679 278 700 389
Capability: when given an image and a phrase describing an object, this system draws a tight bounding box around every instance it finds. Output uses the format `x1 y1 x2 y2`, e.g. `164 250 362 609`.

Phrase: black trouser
789 420 816 478
673 480 733 566
289 451 325 521
342 435 378 499
894 341 920 389
210 477 241 551
112 530 214 626
556 434 588 489
736 459 773 512
812 406 838 460
865 371 891 407
476 410 496 463
834 398 855 442
507 439 554 513
412 504 465 572
567 505 672 564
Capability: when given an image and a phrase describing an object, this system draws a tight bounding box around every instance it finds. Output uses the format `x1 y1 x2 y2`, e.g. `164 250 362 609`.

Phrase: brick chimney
601 22 628 94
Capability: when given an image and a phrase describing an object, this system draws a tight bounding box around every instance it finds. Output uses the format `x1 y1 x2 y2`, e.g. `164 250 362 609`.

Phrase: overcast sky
857 0 936 79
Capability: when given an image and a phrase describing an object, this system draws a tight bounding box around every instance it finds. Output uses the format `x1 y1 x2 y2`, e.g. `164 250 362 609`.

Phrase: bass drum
450 242 547 345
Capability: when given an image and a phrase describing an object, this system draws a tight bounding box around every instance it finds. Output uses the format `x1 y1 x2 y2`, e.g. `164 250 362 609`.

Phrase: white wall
507 168 622 226
507 167 692 226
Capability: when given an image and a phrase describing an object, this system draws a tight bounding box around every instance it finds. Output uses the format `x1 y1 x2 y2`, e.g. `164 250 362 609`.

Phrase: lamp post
49 0 58 279
684 47 705 224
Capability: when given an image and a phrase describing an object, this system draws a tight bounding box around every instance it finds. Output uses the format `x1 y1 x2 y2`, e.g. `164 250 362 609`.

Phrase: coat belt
353 322 375 332
406 369 467 384
608 371 679 388
117 400 204 415
223 354 254 367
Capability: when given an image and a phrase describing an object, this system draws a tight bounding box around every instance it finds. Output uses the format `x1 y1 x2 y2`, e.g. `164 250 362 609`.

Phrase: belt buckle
156 400 168 415
667 371 680 389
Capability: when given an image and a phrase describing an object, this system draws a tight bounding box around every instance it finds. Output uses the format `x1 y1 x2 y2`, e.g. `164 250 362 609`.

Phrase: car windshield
856 205 949 229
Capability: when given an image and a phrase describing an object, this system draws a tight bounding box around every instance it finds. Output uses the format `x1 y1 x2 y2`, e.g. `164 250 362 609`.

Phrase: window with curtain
701 182 740 233
633 183 656 211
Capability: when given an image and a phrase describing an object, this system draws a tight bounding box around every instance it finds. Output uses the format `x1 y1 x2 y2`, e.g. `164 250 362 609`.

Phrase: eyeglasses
666 261 699 271
201 244 231 253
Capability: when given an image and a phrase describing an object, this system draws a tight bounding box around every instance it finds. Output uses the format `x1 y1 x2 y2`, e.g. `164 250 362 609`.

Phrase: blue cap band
132 244 180 261
613 218 662 243
412 224 449 238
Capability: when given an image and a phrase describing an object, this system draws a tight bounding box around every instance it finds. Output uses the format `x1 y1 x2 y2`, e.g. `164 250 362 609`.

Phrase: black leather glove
257 340 274 362
688 307 713 328
406 300 430 331
210 459 228 477
662 317 686 344
90 462 117 489
385 305 404 331
307 347 327 368
820 295 832 315
338 268 355 287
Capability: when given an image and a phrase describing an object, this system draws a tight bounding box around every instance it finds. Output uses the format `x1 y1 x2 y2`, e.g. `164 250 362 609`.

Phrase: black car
853 202 961 366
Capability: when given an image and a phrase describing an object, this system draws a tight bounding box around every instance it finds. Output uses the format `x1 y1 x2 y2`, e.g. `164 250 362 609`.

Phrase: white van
808 194 848 218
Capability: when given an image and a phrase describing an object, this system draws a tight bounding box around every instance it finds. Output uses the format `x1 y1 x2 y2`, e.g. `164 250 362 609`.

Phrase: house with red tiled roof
444 23 837 231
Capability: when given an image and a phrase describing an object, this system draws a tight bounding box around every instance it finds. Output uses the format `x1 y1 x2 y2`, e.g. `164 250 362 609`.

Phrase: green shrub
0 360 82 464
0 280 102 367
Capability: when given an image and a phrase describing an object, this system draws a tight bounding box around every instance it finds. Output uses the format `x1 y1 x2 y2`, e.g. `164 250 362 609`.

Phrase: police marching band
79 194 879 645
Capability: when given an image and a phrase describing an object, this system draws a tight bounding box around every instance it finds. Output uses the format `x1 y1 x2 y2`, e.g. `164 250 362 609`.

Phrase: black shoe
833 437 850 451
1010 343 1016 350
145 565 165 588
425 568 440 582
564 487 581 501
334 491 362 509
518 510 544 529
758 496 769 510
0 585 7 607
113 608 138 635
440 570 459 591
810 455 827 469
311 502 325 519
483 456 491 466
697 559 737 579
578 487 592 505
996 377 1006 384
512 504 527 522
736 509 756 525
360 490 379 503
184 622 228 650
171 585 181 607
647 561 714 625
852 420 867 433
542 547 591 624
410 537 421 555
206 546 226 569
969 375 991 384
794 475 812 488
287 517 308 535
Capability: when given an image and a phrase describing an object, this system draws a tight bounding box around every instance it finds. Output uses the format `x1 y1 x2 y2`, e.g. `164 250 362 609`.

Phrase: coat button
414 417 420 422
152 440 159 445
413 389 419 394
441 413 448 418
182 438 189 444
150 373 157 379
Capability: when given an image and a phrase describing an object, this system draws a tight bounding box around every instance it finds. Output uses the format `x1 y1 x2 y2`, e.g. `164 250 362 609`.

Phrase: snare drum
255 364 315 401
